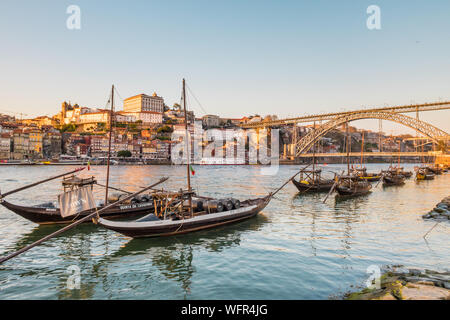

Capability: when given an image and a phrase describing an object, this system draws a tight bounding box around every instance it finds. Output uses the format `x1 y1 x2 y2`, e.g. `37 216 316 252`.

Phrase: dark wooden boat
332 123 372 199
395 167 412 178
335 176 372 197
98 196 271 238
0 199 155 225
416 167 435 180
0 173 157 225
292 169 335 193
351 167 381 182
382 172 405 186
426 165 443 175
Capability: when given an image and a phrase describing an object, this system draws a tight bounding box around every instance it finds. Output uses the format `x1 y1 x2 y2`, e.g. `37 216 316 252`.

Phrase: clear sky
0 0 449 134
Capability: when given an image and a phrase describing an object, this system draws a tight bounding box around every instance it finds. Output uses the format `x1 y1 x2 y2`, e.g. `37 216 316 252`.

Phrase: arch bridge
295 111 449 156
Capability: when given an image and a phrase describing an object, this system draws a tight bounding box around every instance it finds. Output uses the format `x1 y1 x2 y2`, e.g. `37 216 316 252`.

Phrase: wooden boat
98 195 271 238
416 167 435 180
351 167 381 182
333 123 372 198
292 169 335 192
0 198 155 225
292 122 335 193
382 171 406 186
0 175 157 225
426 165 443 175
395 167 412 178
352 133 381 182
335 175 372 197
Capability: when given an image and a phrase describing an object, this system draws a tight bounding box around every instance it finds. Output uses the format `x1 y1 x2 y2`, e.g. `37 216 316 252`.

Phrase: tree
157 125 173 134
117 150 132 157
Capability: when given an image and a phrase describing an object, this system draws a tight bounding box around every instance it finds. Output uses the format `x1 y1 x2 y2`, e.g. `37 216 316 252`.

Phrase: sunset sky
0 0 449 134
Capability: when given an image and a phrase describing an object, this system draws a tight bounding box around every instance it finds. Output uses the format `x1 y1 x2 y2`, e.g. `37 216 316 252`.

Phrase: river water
0 164 449 299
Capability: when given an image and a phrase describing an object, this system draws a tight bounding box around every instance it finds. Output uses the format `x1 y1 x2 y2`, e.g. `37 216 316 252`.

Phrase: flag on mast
189 164 195 176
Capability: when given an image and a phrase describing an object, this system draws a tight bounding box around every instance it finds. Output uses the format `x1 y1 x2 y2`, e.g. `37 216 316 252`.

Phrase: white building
123 93 164 113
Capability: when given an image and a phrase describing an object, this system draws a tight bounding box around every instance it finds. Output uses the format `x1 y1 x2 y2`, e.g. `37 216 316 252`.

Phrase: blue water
0 164 449 299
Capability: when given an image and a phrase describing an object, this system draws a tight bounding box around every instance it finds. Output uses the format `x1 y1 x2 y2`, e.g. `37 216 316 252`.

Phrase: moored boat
292 169 335 193
0 197 155 225
382 171 406 186
415 167 435 180
335 175 372 197
98 195 271 238
351 167 381 182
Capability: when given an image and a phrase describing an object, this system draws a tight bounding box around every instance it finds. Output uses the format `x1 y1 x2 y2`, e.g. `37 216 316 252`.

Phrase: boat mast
346 121 350 175
398 139 401 169
360 131 364 168
182 79 193 217
313 121 316 180
104 84 114 206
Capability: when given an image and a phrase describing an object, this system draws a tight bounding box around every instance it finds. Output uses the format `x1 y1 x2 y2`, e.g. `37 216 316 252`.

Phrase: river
0 164 449 299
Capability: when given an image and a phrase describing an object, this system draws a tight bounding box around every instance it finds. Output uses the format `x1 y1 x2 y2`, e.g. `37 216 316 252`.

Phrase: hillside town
0 91 428 164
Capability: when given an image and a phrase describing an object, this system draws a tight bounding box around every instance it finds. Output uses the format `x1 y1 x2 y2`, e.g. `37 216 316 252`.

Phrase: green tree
117 150 132 157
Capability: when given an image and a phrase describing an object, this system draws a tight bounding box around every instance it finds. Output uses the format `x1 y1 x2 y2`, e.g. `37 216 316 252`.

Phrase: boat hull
382 175 405 186
98 197 270 238
292 179 334 192
0 200 155 225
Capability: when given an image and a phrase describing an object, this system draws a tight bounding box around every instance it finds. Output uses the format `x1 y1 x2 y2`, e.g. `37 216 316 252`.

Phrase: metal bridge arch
295 111 449 156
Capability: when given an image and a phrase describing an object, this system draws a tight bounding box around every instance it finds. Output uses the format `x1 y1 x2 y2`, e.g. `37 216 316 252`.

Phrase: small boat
292 122 335 193
395 167 412 178
98 194 271 238
335 175 372 197
382 171 406 186
292 169 335 192
351 167 381 182
352 133 381 182
426 165 443 175
0 199 154 225
1 175 157 225
416 167 435 180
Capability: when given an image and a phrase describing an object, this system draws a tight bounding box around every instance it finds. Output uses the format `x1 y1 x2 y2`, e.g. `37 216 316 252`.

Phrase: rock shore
422 196 450 220
345 265 450 300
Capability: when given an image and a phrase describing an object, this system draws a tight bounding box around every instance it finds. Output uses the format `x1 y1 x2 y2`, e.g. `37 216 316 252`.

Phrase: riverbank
422 196 450 220
345 266 450 300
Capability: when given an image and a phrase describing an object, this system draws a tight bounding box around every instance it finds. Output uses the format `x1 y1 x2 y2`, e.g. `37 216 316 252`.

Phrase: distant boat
292 169 335 193
335 175 372 197
415 167 435 180
382 170 406 186
197 157 246 165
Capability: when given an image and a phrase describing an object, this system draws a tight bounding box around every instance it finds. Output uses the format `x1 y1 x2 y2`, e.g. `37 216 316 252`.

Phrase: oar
375 172 385 188
0 167 85 199
270 163 312 198
323 170 343 203
95 182 133 195
0 177 168 265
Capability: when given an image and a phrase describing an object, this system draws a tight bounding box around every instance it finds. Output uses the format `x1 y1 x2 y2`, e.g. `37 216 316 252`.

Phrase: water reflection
0 165 449 299
87 215 268 297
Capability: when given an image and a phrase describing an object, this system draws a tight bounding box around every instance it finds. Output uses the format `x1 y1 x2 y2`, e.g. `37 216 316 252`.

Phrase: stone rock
408 269 422 276
430 211 439 217
437 203 448 210
401 283 450 300
434 207 444 213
